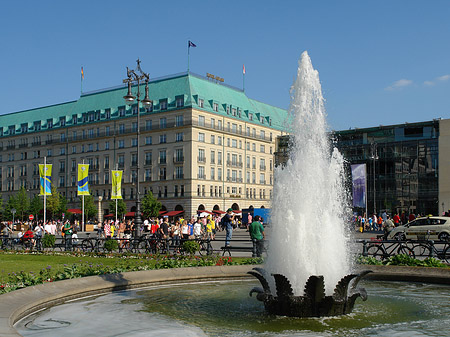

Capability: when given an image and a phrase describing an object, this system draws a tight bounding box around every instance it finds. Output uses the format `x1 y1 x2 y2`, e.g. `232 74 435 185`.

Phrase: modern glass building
275 119 448 217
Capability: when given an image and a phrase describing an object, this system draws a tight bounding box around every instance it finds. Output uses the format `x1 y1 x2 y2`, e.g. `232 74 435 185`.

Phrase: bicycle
410 231 450 263
366 239 415 261
80 232 105 252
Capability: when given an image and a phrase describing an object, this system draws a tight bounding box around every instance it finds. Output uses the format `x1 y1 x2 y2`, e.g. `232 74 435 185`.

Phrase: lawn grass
0 252 252 284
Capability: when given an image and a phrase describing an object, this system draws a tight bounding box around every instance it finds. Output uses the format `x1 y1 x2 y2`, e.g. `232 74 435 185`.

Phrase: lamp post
123 59 152 238
370 142 379 216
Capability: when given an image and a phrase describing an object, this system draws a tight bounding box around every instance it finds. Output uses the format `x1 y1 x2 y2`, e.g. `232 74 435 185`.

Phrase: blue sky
1 0 449 130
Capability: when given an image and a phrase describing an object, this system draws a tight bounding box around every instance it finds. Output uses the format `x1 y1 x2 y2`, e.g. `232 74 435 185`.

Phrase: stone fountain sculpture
248 268 372 317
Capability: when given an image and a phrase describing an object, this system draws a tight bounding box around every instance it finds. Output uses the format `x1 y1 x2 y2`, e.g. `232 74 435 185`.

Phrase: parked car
388 216 450 241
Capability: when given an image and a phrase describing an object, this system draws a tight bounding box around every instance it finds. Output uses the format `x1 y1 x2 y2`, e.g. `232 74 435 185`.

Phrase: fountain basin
1 265 450 336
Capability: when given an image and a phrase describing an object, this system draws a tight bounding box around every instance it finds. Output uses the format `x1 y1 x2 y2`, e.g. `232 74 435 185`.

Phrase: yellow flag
39 164 52 195
111 170 123 199
77 164 90 196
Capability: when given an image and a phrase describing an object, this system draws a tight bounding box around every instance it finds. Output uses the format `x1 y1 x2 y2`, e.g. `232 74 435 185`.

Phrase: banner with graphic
351 163 366 208
39 164 52 195
111 170 123 199
77 164 90 196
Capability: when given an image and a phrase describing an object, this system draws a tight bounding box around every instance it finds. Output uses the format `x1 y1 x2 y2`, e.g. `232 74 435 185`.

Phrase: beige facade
0 105 280 218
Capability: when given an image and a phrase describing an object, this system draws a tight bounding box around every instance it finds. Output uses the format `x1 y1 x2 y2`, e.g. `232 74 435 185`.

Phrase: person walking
249 215 265 257
223 208 235 247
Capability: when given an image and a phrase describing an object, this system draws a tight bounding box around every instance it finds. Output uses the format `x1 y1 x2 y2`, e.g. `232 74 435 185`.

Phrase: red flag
243 64 246 75
81 67 84 80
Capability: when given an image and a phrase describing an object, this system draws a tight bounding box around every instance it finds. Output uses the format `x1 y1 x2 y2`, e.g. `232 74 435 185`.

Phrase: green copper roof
0 72 287 137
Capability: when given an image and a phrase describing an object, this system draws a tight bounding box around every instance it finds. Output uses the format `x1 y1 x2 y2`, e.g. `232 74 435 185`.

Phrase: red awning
67 208 82 214
233 210 242 214
125 211 141 217
197 210 214 215
159 210 167 215
212 210 226 214
104 213 114 218
165 210 184 217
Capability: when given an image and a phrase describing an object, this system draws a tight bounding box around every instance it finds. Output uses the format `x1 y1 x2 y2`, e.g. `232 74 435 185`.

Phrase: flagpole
187 44 190 72
81 67 83 95
82 160 85 232
44 157 46 226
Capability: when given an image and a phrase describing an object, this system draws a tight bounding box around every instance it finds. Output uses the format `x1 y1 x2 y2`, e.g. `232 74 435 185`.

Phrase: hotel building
0 72 288 219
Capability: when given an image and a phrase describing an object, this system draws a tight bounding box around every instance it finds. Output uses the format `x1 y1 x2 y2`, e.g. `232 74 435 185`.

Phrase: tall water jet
265 51 351 294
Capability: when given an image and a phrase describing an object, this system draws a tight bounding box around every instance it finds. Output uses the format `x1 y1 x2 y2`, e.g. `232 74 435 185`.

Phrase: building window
145 169 151 181
218 136 222 145
159 167 166 180
260 145 265 153
176 96 184 108
160 117 167 129
232 139 237 148
145 136 152 145
119 107 125 117
132 122 138 132
218 151 222 165
132 138 138 147
176 132 184 142
159 150 166 164
198 148 206 163
176 115 184 127
211 167 215 180
198 133 205 142
159 134 167 144
218 120 222 130
145 152 152 165
118 140 124 148
199 98 204 108
211 135 215 144
218 167 222 181
175 166 183 179
160 99 168 110
105 141 110 150
119 124 125 134
146 120 152 131
198 166 205 179
260 173 265 184
211 151 215 164
249 113 253 121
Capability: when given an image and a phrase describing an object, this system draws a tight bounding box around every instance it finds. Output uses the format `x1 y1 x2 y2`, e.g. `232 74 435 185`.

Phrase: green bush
104 239 119 252
42 234 56 248
182 240 200 255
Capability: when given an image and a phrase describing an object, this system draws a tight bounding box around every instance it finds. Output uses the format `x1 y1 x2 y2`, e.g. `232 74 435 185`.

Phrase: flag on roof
188 40 196 48
81 66 84 79
243 64 246 75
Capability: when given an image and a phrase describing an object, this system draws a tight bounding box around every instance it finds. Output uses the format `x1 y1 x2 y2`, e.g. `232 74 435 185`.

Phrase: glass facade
334 120 440 216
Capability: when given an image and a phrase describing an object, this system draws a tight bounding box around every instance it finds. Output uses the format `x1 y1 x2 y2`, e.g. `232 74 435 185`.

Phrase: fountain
248 51 370 317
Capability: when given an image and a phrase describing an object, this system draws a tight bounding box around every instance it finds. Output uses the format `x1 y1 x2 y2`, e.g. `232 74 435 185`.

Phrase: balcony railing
174 156 184 163
197 157 206 163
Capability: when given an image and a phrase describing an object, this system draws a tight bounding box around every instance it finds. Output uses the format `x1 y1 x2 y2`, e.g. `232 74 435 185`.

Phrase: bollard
206 238 212 255
252 238 257 258
362 240 368 257
429 240 435 258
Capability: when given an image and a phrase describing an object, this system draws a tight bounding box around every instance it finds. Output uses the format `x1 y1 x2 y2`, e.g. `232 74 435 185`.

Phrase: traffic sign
11 208 16 214
29 214 34 221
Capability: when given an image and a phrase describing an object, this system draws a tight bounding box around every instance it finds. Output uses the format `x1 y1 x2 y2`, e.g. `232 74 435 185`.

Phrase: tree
15 187 30 221
141 191 161 218
4 196 16 221
46 186 61 219
109 199 127 219
29 195 43 221
79 193 97 220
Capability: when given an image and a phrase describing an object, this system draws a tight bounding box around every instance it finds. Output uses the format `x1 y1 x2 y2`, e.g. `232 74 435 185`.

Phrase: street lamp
123 59 152 238
370 142 379 216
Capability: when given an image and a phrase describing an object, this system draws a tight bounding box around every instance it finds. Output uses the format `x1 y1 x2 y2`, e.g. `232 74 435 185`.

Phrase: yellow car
388 216 450 241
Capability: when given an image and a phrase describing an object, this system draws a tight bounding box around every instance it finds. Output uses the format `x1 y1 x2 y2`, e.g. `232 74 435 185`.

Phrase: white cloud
385 79 413 91
423 74 450 86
